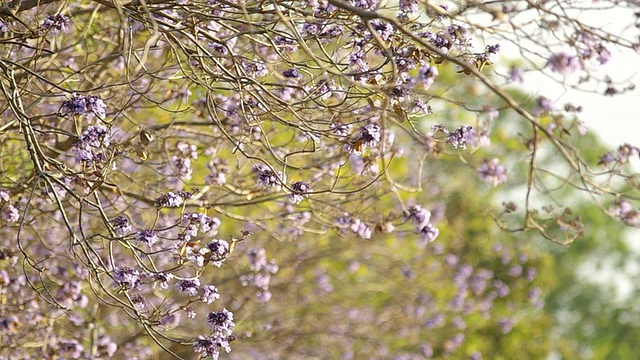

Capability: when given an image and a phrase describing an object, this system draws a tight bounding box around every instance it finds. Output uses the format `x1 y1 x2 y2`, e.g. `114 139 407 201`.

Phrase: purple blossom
493 279 510 297
609 200 640 227
399 0 419 14
242 60 268 77
330 122 352 137
315 270 334 294
282 68 302 78
155 192 184 208
60 93 106 119
335 213 372 239
370 20 395 41
131 294 146 309
183 212 221 239
439 125 475 149
486 44 501 54
154 273 173 289
206 239 230 267
42 14 70 33
111 215 132 236
201 285 220 304
359 123 382 149
349 0 378 10
406 205 431 227
247 248 267 271
411 66 438 90
594 44 612 65
478 158 507 187
254 164 284 187
424 312 445 329
57 339 83 358
508 66 524 83
113 267 142 290
288 181 311 204
274 36 298 52
97 335 118 357
525 267 537 282
135 229 158 247
206 308 235 335
498 316 516 333
508 264 523 277
193 334 232 360
1 204 19 223
547 52 582 74
176 278 200 296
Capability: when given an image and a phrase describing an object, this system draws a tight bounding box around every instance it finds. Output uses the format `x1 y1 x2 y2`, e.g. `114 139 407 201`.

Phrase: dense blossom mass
0 0 639 359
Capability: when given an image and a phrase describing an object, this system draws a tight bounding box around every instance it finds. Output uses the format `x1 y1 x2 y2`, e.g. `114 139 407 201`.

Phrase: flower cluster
0 190 19 223
288 181 311 204
155 191 187 208
406 205 440 246
599 143 640 166
334 213 373 239
254 164 284 188
609 200 640 227
547 52 582 74
135 229 158 247
432 124 478 150
113 266 143 290
42 14 70 33
111 215 132 236
240 248 279 302
477 158 507 187
60 93 106 119
206 239 231 267
171 142 198 181
73 125 111 165
183 212 221 240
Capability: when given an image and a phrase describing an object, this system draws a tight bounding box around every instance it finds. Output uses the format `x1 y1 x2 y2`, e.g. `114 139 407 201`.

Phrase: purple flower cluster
609 200 640 227
113 266 142 290
240 248 279 302
406 205 440 246
356 123 382 150
155 191 185 208
111 215 132 236
432 124 478 150
242 60 268 78
171 142 198 181
135 229 158 247
288 181 311 204
206 239 231 267
254 164 284 188
0 190 19 223
183 212 221 241
334 213 373 239
547 52 582 74
207 308 235 335
282 68 302 78
193 334 233 360
60 93 106 119
176 278 200 296
73 125 111 165
599 144 640 166
411 66 438 90
42 14 70 33
477 158 507 187
201 284 221 304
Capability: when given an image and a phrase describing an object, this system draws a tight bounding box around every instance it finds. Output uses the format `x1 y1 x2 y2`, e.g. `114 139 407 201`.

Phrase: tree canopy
1 0 640 358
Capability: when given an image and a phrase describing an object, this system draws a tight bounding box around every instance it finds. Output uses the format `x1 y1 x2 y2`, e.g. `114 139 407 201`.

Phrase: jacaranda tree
1 0 639 358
